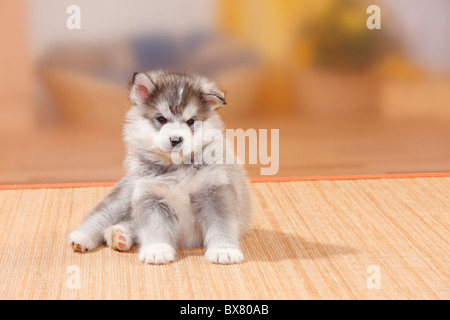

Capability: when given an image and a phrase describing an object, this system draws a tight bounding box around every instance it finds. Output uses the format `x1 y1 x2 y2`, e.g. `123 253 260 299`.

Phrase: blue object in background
131 35 179 71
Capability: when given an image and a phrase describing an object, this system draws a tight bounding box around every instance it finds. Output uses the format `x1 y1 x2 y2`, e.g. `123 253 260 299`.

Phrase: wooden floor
1 116 450 184
0 177 448 300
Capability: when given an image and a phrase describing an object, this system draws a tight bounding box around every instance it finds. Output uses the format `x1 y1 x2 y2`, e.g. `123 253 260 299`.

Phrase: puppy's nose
170 136 183 147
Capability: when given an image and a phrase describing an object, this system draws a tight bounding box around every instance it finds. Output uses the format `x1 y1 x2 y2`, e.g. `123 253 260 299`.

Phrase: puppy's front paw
205 247 244 264
139 243 177 265
68 231 97 252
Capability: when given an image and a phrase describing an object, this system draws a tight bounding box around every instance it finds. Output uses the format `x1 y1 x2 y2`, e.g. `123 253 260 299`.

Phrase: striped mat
0 177 448 299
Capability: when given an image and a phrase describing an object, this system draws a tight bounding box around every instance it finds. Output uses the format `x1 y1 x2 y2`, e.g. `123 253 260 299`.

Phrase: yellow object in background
218 0 310 114
218 0 393 115
219 0 335 63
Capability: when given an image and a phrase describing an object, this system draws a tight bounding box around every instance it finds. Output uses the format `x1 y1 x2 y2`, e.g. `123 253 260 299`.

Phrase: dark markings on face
140 107 165 131
138 75 214 131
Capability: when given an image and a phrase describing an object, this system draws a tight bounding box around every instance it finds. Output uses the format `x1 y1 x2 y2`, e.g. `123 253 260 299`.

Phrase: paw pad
104 225 133 251
68 231 97 252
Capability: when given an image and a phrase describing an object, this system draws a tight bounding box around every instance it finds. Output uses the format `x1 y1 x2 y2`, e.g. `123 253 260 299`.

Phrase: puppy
68 70 252 264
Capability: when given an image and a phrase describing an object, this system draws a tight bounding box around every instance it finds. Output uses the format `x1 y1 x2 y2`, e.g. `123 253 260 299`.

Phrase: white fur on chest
132 165 230 248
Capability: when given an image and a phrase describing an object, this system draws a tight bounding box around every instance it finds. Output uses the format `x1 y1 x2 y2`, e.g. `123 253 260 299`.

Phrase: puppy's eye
186 118 195 126
156 116 167 124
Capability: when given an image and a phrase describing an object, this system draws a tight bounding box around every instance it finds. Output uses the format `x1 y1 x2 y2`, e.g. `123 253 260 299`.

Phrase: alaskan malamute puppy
68 70 252 264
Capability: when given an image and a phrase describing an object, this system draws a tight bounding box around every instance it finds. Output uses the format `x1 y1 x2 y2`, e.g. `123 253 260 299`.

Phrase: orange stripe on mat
0 181 117 190
1 172 449 190
249 172 450 183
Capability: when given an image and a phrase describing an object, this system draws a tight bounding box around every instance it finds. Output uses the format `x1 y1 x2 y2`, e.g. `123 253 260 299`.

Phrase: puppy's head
124 70 226 164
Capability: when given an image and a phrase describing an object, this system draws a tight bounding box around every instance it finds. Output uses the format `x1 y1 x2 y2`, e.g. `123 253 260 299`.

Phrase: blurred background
1 0 450 184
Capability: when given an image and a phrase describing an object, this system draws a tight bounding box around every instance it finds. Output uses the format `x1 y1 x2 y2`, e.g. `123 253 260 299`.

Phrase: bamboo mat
0 178 448 300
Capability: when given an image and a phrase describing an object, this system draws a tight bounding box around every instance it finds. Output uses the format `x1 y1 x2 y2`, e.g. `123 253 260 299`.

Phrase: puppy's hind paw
68 231 97 252
104 225 133 252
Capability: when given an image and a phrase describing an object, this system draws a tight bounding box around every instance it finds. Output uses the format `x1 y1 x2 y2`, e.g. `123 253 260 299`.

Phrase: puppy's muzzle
170 136 183 147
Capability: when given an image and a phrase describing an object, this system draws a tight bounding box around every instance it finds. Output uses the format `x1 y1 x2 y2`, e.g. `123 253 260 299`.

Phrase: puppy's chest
136 169 207 214
134 164 230 215
140 172 208 247
155 181 194 217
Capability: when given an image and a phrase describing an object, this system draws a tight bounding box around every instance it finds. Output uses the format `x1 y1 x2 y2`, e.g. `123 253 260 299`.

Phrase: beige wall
0 0 34 131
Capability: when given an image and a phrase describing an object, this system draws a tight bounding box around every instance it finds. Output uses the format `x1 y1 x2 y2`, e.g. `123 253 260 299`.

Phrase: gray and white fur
68 70 252 264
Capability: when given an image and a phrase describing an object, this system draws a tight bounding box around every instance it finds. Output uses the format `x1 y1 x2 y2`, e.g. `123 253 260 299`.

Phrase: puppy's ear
195 74 226 110
130 72 155 105
203 93 227 110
